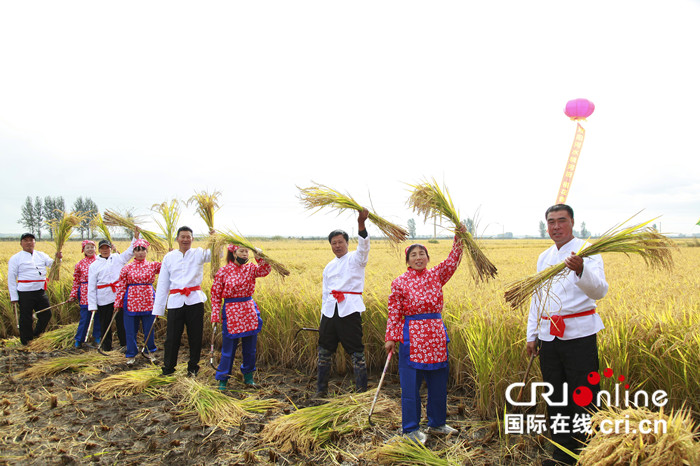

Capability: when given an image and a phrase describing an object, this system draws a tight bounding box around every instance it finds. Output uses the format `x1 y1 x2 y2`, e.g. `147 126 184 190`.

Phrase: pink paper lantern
564 98 595 121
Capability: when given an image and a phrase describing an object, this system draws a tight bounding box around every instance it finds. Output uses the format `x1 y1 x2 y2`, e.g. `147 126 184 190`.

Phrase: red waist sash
170 285 202 297
97 281 119 292
331 290 362 303
18 279 47 290
542 309 596 338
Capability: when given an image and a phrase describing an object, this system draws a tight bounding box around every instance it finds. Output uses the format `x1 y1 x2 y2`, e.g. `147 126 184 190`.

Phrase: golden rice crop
89 367 175 398
187 190 222 276
47 210 86 281
212 230 291 277
261 390 401 453
407 180 497 282
504 217 676 309
90 212 113 243
578 406 699 465
298 183 409 244
16 352 123 379
27 322 78 351
369 436 452 465
174 377 279 428
102 209 167 255
151 199 182 251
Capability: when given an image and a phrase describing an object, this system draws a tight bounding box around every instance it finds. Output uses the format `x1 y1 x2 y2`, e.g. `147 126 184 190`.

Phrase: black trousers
539 334 599 463
162 302 204 375
97 303 126 351
17 290 52 344
318 307 364 355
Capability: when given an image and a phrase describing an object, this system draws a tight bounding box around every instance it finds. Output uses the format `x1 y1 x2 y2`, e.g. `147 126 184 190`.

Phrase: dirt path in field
0 345 547 465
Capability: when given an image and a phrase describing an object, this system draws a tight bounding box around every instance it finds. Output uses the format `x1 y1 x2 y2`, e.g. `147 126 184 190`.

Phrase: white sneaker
405 430 427 444
147 352 157 362
429 424 458 435
126 357 136 365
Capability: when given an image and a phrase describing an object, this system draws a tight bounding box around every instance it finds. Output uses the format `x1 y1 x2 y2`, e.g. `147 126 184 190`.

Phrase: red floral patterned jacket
70 256 97 306
385 236 463 367
210 259 271 336
115 260 162 314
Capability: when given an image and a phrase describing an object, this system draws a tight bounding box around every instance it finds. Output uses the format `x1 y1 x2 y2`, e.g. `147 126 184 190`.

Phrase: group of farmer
8 203 604 464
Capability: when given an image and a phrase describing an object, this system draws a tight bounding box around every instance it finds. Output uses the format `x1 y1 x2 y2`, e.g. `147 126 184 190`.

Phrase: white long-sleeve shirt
153 247 211 316
321 234 370 318
7 250 54 301
87 241 135 310
527 237 608 342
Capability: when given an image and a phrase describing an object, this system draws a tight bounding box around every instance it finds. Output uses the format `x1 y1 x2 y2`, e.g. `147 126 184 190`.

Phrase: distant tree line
18 196 99 240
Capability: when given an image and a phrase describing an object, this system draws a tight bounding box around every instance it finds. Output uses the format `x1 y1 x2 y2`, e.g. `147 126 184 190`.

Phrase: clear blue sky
1 1 698 239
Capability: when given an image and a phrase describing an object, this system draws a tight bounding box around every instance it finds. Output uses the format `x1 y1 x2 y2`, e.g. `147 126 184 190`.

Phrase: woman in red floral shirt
210 244 271 389
70 240 100 348
385 227 465 443
115 239 161 365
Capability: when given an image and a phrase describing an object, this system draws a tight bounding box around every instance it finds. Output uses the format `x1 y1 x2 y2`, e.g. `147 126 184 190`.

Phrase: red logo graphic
573 367 630 407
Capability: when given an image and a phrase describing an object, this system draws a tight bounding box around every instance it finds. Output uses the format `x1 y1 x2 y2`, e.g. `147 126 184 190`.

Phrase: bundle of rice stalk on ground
90 212 113 243
504 217 676 308
151 199 182 251
369 436 452 465
298 183 408 244
212 230 291 277
174 377 279 428
187 190 222 277
261 390 400 453
17 352 122 379
577 406 699 465
27 322 78 351
47 210 86 281
102 209 167 255
407 180 497 282
89 367 175 399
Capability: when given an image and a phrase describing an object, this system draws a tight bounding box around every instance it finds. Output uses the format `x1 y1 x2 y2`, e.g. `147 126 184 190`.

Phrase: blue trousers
124 313 156 358
216 333 258 381
75 306 101 344
399 349 449 433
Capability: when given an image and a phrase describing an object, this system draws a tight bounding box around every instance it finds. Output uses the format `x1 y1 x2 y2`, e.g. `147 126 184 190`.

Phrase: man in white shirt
88 233 138 351
7 233 62 345
526 205 608 465
154 226 212 377
317 208 370 396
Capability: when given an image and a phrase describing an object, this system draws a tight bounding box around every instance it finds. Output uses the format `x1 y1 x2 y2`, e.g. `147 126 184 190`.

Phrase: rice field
1 237 698 463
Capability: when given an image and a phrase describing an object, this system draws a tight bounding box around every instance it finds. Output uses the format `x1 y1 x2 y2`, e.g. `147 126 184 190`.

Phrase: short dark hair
177 226 194 236
405 244 429 264
328 230 349 243
545 204 574 220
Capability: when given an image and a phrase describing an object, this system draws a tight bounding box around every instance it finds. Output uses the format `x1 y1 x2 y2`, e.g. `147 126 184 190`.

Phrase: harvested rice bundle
175 377 279 428
212 230 291 277
103 209 167 255
504 217 676 308
0 337 22 348
27 323 78 351
90 367 175 399
90 212 113 244
187 190 222 277
17 352 122 379
407 180 497 282
298 183 408 244
578 406 699 466
261 390 401 453
370 435 451 465
47 211 86 281
151 199 182 251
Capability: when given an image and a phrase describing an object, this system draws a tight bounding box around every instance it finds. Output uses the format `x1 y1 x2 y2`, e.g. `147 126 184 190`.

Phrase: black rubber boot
352 352 368 392
316 347 333 396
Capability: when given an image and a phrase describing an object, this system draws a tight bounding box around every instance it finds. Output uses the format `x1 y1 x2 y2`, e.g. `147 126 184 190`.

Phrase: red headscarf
81 240 96 251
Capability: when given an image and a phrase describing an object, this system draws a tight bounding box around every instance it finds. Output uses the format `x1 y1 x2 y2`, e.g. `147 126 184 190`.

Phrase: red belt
331 290 362 303
18 279 47 290
543 309 596 338
170 285 202 297
97 281 119 292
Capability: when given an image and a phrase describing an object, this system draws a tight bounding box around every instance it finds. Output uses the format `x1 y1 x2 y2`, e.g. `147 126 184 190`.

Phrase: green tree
580 221 590 238
73 197 99 239
407 218 416 239
43 196 65 239
539 220 546 238
33 196 44 239
18 196 37 235
463 218 475 236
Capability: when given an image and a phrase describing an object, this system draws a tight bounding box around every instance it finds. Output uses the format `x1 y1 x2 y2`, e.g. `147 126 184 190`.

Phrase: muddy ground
0 345 550 465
